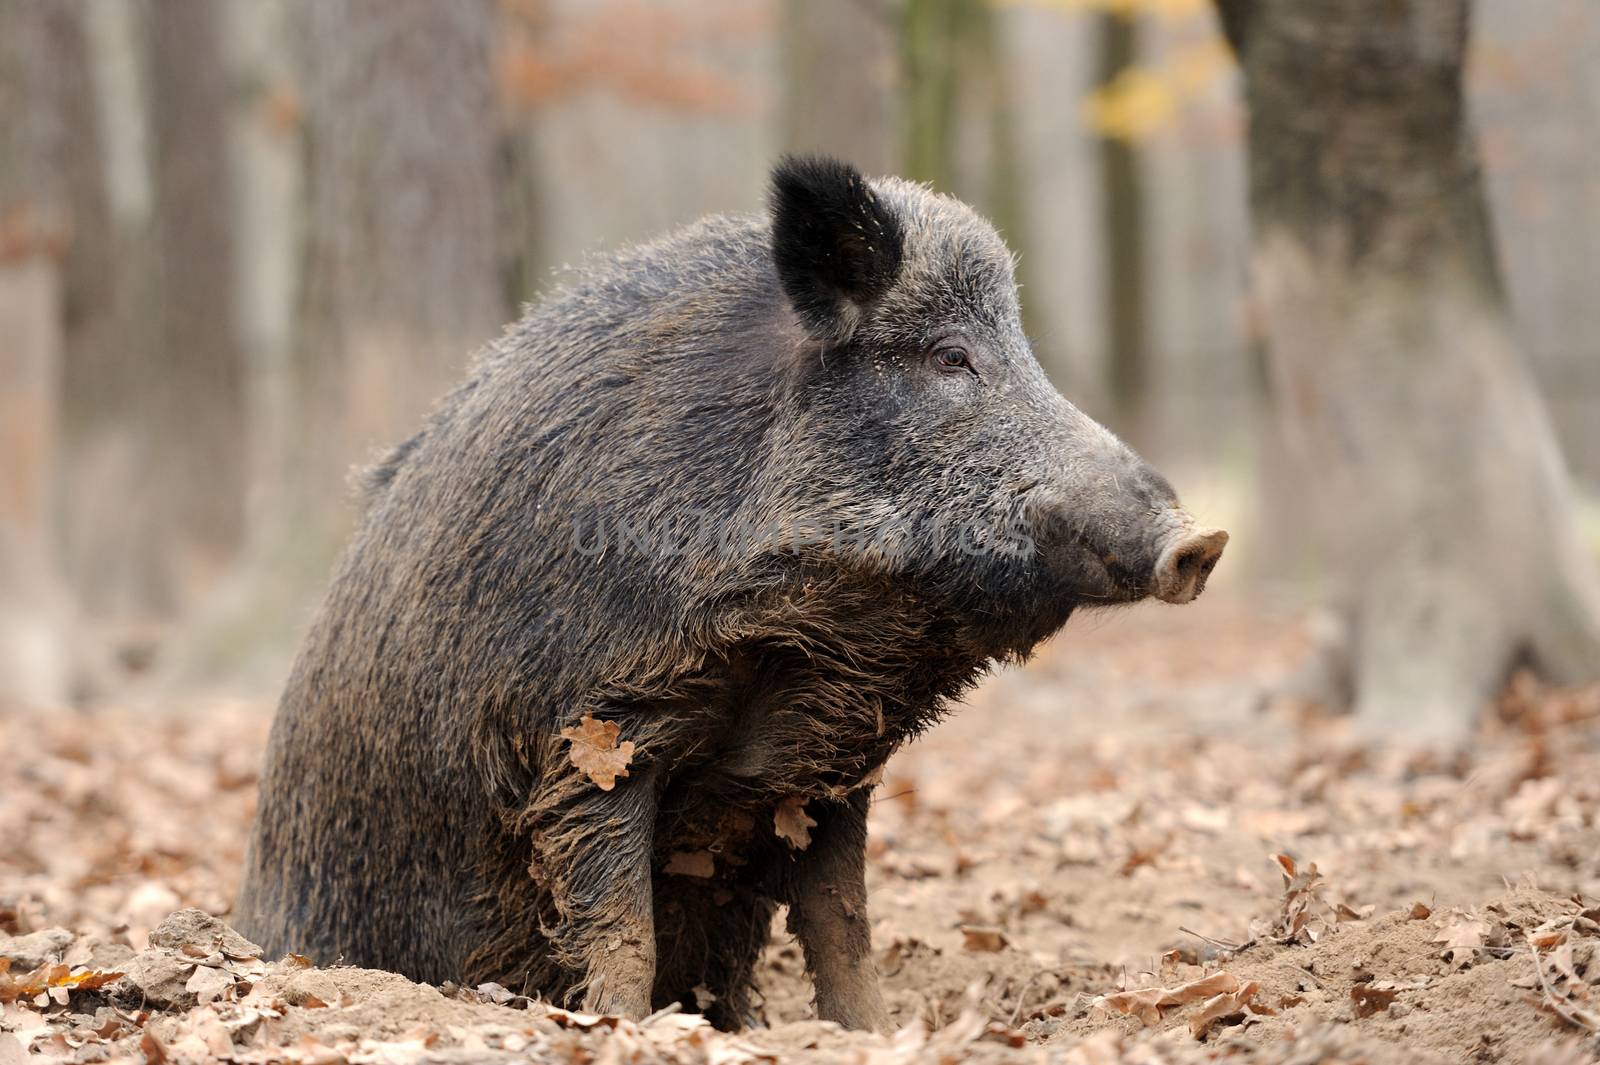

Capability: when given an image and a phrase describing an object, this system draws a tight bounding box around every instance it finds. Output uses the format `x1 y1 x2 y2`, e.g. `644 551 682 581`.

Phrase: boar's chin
1038 540 1147 609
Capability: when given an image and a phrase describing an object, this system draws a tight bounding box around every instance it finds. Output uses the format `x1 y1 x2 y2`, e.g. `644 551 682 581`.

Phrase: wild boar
236 156 1226 1031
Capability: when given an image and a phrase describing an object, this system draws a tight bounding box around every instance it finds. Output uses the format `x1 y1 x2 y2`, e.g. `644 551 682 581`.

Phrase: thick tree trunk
294 0 504 527
1219 0 1600 739
170 0 506 687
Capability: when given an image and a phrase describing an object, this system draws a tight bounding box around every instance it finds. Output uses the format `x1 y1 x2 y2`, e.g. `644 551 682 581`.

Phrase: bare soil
3 594 1598 1063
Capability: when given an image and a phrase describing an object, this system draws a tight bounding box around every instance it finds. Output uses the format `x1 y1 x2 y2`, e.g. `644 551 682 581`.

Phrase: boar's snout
1152 526 1228 604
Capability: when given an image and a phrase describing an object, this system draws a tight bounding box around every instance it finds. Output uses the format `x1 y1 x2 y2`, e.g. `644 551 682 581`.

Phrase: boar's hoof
1153 527 1228 604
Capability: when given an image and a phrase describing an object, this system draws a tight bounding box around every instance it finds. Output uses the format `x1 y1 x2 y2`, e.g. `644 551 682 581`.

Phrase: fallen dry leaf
1093 971 1242 1027
140 1030 168 1064
1 1004 44 1035
663 850 715 878
0 962 112 1005
774 796 816 850
185 963 233 1004
1436 913 1491 968
1334 902 1374 922
65 968 124 992
560 714 636 791
1546 941 1581 985
1189 980 1260 1038
1351 983 1401 1017
960 926 1009 953
1263 853 1370 945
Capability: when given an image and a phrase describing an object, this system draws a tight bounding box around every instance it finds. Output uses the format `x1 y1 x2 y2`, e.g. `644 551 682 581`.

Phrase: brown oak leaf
1435 913 1491 968
774 796 816 850
560 715 636 791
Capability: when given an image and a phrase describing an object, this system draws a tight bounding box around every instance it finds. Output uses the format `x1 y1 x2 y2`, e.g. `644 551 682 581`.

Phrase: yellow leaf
1082 66 1176 141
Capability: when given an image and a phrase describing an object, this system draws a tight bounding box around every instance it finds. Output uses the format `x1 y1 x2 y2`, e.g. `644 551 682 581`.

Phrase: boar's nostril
1152 527 1228 605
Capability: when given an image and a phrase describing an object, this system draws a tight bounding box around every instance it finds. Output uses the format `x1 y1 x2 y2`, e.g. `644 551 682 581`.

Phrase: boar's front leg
782 790 892 1032
528 761 659 1018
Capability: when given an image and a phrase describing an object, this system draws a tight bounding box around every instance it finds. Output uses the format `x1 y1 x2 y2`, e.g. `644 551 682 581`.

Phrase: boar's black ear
769 155 904 345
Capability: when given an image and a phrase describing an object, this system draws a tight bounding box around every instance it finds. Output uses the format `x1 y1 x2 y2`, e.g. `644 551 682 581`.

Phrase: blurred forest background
1 0 1598 715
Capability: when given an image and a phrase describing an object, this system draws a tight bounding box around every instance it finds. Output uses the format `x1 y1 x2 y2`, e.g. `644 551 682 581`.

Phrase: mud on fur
235 156 1227 1032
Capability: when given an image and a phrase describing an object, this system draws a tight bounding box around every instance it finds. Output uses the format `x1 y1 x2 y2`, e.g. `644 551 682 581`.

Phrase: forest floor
3 593 1599 1064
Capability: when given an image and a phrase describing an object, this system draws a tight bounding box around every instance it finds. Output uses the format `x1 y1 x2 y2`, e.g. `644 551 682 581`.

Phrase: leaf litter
3 603 1600 1062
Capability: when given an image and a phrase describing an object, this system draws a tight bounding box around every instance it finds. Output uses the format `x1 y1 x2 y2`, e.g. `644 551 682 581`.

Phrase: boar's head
766 156 1226 653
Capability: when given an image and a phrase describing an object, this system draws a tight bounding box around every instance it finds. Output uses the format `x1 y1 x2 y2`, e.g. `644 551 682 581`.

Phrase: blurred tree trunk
494 1 550 311
781 0 896 174
68 0 173 647
175 0 506 685
902 0 1018 212
0 258 66 707
0 1 108 702
1095 11 1147 444
292 0 503 531
1217 0 1600 739
497 123 549 311
147 0 249 588
902 0 976 190
901 0 1032 328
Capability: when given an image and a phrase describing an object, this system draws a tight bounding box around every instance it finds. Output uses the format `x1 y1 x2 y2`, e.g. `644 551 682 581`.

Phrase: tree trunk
147 0 250 587
0 258 67 707
68 0 174 641
293 0 504 528
900 0 1023 218
901 0 964 189
782 0 896 174
1218 0 1600 739
900 0 1033 334
0 1 95 702
1095 10 1148 444
171 0 506 687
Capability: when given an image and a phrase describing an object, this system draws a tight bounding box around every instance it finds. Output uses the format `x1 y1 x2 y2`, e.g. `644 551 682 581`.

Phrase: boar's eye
930 345 973 375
